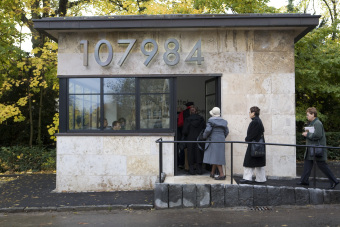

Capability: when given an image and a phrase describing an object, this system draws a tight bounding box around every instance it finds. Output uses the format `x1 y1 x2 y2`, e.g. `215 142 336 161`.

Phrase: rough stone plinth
295 187 309 205
253 185 268 206
211 184 225 208
197 184 210 208
225 184 239 207
154 183 169 209
239 184 253 206
267 186 282 206
183 184 196 208
169 184 182 208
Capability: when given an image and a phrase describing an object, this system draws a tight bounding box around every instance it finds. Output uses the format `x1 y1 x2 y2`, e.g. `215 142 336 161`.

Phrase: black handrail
155 138 340 188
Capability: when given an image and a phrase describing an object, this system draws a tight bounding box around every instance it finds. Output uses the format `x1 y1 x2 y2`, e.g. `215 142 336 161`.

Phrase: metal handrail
155 138 340 188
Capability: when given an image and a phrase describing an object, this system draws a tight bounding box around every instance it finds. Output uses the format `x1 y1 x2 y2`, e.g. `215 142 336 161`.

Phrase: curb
0 204 154 213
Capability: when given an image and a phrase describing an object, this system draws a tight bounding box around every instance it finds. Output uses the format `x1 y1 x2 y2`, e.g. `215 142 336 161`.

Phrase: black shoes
239 179 253 184
296 182 309 186
329 181 339 190
215 175 226 180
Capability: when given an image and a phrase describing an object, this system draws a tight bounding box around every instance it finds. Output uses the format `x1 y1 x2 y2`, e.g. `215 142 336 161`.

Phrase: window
66 77 173 132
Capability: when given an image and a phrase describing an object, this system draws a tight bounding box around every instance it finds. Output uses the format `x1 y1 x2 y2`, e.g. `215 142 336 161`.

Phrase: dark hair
112 121 120 127
306 107 317 117
250 106 260 116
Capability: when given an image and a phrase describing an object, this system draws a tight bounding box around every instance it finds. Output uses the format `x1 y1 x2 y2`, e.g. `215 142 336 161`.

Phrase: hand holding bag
309 141 323 158
250 136 265 157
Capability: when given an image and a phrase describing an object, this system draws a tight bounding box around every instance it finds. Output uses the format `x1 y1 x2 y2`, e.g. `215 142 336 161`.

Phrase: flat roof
33 14 320 43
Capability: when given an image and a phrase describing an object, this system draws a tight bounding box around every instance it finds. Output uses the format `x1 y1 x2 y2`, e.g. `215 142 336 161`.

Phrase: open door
205 77 220 118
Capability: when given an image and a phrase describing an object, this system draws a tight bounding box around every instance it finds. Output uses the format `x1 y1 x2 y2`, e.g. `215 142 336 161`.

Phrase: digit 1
80 40 88 66
141 39 158 66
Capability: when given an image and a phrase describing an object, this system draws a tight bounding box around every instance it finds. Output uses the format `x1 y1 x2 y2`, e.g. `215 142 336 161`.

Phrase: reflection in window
67 77 172 132
140 79 170 129
68 79 100 130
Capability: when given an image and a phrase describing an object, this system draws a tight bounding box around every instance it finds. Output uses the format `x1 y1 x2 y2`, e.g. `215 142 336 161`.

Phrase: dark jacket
182 114 205 140
243 116 266 167
304 117 327 161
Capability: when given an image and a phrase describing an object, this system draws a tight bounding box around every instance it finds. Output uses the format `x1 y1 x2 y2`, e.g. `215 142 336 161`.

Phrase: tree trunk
28 91 33 147
37 88 43 146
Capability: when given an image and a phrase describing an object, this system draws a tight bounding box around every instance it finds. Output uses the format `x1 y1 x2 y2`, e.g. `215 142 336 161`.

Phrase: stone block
280 186 295 205
154 183 168 209
211 184 225 208
197 184 210 208
183 184 197 208
323 190 331 204
169 184 183 208
267 186 282 206
225 184 239 207
253 185 268 206
295 187 309 205
239 184 253 207
330 190 340 204
308 188 324 205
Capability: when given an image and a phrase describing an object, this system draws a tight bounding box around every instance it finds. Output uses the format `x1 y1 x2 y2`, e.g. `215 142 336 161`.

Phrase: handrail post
159 138 163 183
230 142 233 184
313 146 316 189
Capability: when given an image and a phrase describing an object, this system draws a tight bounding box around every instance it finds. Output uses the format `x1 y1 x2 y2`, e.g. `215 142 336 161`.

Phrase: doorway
175 75 221 176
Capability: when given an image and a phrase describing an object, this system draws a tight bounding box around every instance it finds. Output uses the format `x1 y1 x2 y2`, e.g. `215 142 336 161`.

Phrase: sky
20 0 288 53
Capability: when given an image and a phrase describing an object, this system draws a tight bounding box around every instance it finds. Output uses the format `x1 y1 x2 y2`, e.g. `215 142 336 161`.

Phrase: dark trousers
300 159 338 184
187 143 203 174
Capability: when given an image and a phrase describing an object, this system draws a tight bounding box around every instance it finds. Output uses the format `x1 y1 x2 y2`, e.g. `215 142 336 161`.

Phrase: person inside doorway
182 106 205 175
177 101 194 171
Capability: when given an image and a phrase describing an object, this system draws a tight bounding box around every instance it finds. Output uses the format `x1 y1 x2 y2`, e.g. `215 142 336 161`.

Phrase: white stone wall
57 28 296 191
56 136 174 192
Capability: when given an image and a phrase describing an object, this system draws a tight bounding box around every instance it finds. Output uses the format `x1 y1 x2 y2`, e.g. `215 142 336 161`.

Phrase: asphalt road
1 205 340 227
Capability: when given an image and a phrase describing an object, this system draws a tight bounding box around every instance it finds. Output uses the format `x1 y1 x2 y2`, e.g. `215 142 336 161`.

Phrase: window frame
59 76 175 134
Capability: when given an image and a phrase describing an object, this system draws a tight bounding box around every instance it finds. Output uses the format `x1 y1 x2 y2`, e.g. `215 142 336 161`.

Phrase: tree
294 0 340 131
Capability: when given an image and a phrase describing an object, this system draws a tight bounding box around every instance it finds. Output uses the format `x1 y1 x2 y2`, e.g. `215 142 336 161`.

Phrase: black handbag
250 136 265 157
309 141 323 158
197 130 210 151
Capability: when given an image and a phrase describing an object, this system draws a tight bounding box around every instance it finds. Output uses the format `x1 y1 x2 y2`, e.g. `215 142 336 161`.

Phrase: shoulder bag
309 140 323 158
250 135 265 157
197 129 210 151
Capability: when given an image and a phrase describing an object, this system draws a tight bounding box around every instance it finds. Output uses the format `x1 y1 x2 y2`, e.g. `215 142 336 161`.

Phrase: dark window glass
67 77 172 132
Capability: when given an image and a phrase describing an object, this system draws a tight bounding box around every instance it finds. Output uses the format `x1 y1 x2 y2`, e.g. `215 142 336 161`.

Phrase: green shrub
0 146 56 173
296 132 340 161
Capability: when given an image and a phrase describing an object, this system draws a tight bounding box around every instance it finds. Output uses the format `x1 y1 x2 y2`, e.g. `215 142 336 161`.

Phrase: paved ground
0 162 339 210
2 205 340 227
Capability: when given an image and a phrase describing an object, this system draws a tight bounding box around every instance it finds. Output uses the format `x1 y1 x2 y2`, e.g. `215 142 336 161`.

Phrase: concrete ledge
0 207 25 213
128 204 153 210
154 183 340 208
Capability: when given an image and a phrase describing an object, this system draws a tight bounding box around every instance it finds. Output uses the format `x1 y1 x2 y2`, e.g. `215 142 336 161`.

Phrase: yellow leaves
17 97 28 106
0 103 25 124
47 113 59 141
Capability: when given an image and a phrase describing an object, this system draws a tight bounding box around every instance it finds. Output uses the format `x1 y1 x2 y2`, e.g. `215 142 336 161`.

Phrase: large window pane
140 94 170 129
68 95 100 130
140 78 169 93
104 95 136 130
104 78 135 93
69 78 100 94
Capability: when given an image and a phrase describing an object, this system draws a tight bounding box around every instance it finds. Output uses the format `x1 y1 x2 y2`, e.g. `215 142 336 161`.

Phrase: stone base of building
154 182 340 209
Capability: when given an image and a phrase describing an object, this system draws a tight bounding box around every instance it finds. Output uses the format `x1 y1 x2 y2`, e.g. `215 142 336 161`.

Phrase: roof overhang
33 14 320 43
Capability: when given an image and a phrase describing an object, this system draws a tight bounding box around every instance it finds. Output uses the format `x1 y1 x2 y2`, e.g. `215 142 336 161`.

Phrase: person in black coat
239 106 266 184
182 106 206 175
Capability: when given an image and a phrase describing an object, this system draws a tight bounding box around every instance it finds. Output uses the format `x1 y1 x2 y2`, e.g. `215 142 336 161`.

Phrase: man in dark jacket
182 106 205 175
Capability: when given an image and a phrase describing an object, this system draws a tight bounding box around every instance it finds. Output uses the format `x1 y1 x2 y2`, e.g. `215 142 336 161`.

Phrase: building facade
34 14 319 192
